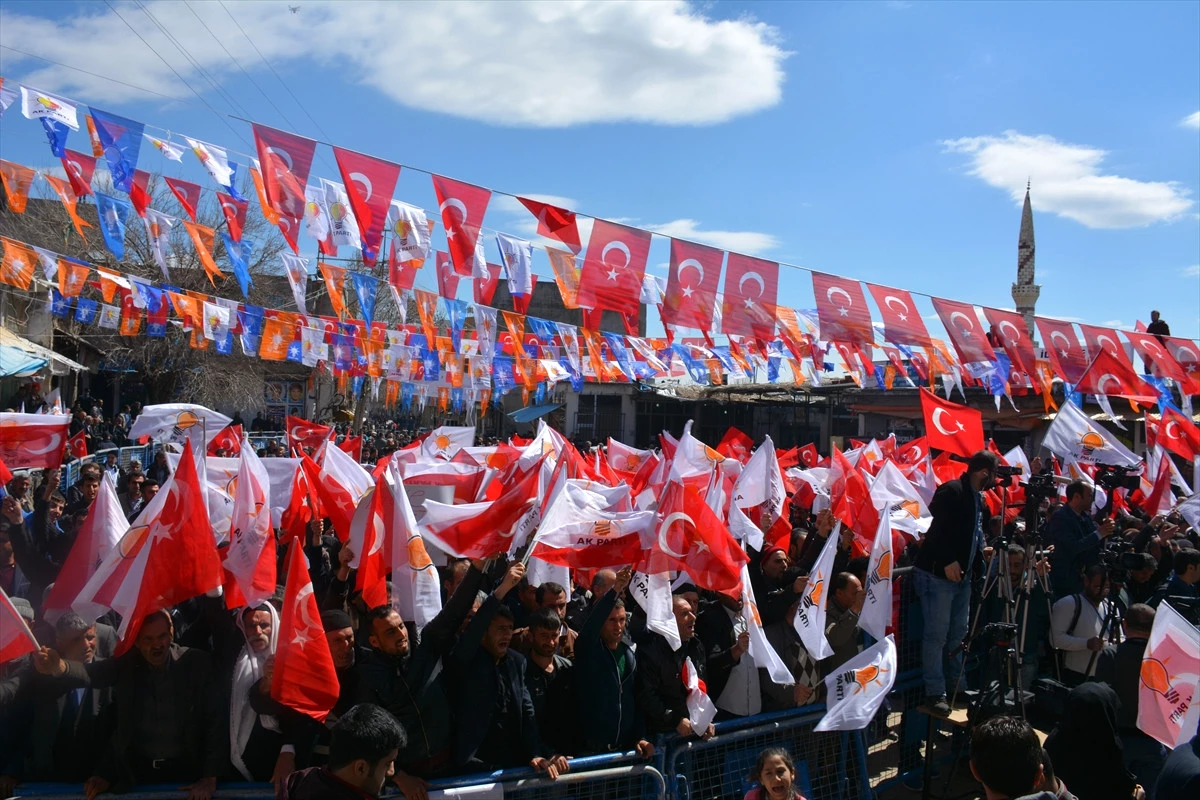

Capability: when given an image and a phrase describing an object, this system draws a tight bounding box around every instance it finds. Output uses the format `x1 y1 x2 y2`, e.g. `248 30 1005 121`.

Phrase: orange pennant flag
183 221 225 287
58 260 90 298
119 294 141 337
0 238 36 290
249 166 281 226
478 388 492 411
167 291 201 330
318 262 347 320
437 387 450 412
259 317 294 361
42 175 91 240
546 247 581 309
385 379 399 407
581 328 606 382
85 115 105 158
0 161 36 214
96 267 124 304
414 289 439 347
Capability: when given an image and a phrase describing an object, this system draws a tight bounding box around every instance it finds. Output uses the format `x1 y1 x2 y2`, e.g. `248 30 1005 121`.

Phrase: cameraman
913 450 998 715
1047 481 1115 600
1120 553 1160 610
1050 564 1120 686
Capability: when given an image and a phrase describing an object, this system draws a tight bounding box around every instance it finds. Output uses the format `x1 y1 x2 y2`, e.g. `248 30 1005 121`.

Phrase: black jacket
695 602 744 702
635 631 709 735
446 594 544 769
572 589 641 753
1095 636 1148 732
1046 505 1102 599
914 479 983 578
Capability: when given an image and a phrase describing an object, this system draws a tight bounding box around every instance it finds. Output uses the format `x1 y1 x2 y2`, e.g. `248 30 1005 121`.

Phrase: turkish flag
272 539 340 722
0 413 70 469
276 214 301 255
798 443 820 468
318 442 374 542
1125 331 1198 391
642 481 748 598
347 480 388 610
1157 408 1200 460
280 457 320 544
252 123 318 220
387 239 421 292
1036 318 1090 384
164 177 202 221
896 436 930 465
663 238 723 333
432 174 491 277
716 427 755 464
577 219 651 316
60 149 96 197
518 196 582 254
333 147 401 266
435 251 462 299
67 430 88 459
474 261 501 305
983 307 1039 377
1074 349 1157 402
1163 337 1200 382
721 253 779 341
866 283 931 347
420 459 543 559
218 193 248 242
1078 324 1133 369
919 389 984 458
932 297 996 364
812 272 873 345
286 416 331 452
830 448 880 538
337 435 363 462
0 587 38 665
206 424 243 456
1140 454 1175 516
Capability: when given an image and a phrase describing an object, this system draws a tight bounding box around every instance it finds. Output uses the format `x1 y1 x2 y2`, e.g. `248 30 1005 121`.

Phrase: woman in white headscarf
229 602 282 781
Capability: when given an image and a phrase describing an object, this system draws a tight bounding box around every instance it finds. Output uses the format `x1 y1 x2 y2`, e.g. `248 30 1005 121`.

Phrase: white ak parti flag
858 513 893 641
1137 601 1200 748
1041 401 1140 467
128 403 232 447
815 634 897 732
793 522 838 660
740 564 793 685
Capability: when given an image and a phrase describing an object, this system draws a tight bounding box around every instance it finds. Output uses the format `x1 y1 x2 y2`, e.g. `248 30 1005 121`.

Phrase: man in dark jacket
821 572 865 676
447 561 565 779
573 567 653 756
523 607 577 756
352 559 486 790
1047 481 1114 600
279 703 404 800
34 610 227 800
913 450 997 714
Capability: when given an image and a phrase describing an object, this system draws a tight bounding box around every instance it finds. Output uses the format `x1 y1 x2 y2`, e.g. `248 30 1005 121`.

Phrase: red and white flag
432 174 491 278
272 539 340 722
252 123 318 221
812 272 872 345
919 389 984 458
76 439 223 647
530 482 654 569
722 254 779 342
385 463 443 630
61 149 96 197
0 412 70 469
577 219 651 316
347 481 388 610
1157 407 1200 460
44 474 127 623
932 297 996 365
1036 318 1090 385
798 443 820 468
164 177 202 222
1163 337 1200 386
662 238 723 333
1078 324 1132 367
318 441 374 541
983 307 1039 377
337 435 363 463
643 481 747 598
207 424 243 456
517 196 581 254
1140 450 1175 517
420 459 542 559
866 283 930 347
223 443 275 609
286 416 331 452
67 430 88 459
0 586 38 665
333 147 401 265
1137 601 1200 748
1074 349 1157 403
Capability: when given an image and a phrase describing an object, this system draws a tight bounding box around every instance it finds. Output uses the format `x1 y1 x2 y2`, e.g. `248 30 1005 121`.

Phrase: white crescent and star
26 432 63 455
658 512 692 558
1049 331 1073 355
1096 334 1119 355
293 583 319 644
677 258 704 296
826 286 852 308
439 198 468 227
998 320 1023 344
349 171 373 202
950 311 975 335
601 241 632 270
1165 421 1182 440
1095 373 1121 395
265 146 294 171
931 407 964 436
883 295 909 318
740 272 766 303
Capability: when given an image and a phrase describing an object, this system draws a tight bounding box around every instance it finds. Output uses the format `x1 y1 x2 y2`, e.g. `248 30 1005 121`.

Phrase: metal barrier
59 443 160 487
426 752 667 800
12 784 273 799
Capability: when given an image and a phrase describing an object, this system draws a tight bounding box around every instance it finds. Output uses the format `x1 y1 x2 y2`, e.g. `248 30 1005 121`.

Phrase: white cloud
0 0 787 127
1182 111 1200 130
942 130 1194 228
1103 319 1127 328
1182 264 1200 278
644 219 780 254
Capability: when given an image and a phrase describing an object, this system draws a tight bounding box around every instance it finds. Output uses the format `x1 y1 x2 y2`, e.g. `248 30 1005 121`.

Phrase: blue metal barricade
425 751 667 800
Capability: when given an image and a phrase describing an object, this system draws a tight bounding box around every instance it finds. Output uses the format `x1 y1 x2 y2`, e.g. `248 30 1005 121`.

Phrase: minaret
1012 182 1040 341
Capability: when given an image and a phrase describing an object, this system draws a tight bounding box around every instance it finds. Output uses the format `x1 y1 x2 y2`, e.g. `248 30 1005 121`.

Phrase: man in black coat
1047 480 1115 599
635 593 725 739
446 561 566 779
913 449 997 714
34 610 227 800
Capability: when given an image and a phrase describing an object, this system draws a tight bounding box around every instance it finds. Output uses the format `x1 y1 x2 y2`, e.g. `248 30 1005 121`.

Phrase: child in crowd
744 747 805 800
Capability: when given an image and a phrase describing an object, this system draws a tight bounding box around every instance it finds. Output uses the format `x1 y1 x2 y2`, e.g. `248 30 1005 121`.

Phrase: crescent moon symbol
1141 340 1163 359
998 320 1022 343
600 241 632 270
1175 346 1198 364
295 584 320 631
931 407 960 436
826 286 852 307
26 432 63 456
658 512 693 559
1097 335 1119 355
1050 331 1072 350
439 197 468 224
950 311 975 332
1165 421 1182 440
740 271 765 298
67 160 83 178
279 217 292 233
1095 373 1121 395
265 146 294 171
349 171 373 202
884 295 909 315
678 258 704 287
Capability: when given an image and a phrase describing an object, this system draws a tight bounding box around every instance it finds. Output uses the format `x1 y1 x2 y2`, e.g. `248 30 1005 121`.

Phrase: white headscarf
230 603 280 781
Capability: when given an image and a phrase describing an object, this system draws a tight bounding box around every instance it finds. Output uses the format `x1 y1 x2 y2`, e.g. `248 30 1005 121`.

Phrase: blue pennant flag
534 383 546 405
40 119 70 158
632 362 657 381
1144 375 1180 413
49 289 73 318
709 346 739 374
351 376 364 398
672 344 710 384
768 355 782 383
222 233 254 299
225 161 247 202
492 356 515 396
75 297 98 325
986 353 1013 398
602 333 636 380
287 338 303 363
407 334 428 352
527 317 558 344
873 365 886 390
566 364 584 392
421 347 440 381
141 285 167 337
452 387 465 413
333 333 354 372
238 305 265 355
445 298 467 353
216 329 235 356
350 272 378 328
94 192 131 260
89 108 144 192
401 382 415 411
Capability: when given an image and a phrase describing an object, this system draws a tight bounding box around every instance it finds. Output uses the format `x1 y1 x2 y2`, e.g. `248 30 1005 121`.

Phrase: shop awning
0 345 48 377
507 403 562 425
0 327 86 376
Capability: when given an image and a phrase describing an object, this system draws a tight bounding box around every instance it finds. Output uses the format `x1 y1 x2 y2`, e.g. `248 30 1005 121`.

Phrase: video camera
993 465 1022 487
1101 537 1138 584
1096 464 1141 493
1019 472 1059 503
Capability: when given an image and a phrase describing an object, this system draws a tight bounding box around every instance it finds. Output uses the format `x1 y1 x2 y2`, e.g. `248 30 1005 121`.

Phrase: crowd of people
1 408 1198 800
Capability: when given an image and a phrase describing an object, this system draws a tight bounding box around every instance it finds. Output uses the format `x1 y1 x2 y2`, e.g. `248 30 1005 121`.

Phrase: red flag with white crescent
0 413 70 469
67 430 88 459
641 481 748 598
60 149 96 197
1078 324 1134 369
866 283 931 347
983 307 1039 378
164 177 203 222
518 196 582 254
252 123 318 221
218 193 248 242
919 389 984 458
0 587 38 665
432 174 491 278
577 219 652 317
812 272 872 345
663 238 723 333
286 415 331 452
207 424 243 456
1163 337 1200 383
1157 408 1200 460
333 147 401 266
932 297 996 365
420 458 543 560
1074 349 1157 402
798 443 820 468
272 539 340 722
1036 318 1089 384
1125 331 1199 392
721 253 779 342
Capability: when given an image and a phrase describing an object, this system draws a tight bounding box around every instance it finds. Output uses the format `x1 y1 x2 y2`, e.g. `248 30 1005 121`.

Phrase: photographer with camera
1050 564 1121 686
1047 481 1115 600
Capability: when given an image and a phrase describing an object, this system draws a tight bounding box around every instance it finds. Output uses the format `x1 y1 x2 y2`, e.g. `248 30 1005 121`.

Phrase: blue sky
1 0 1197 340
